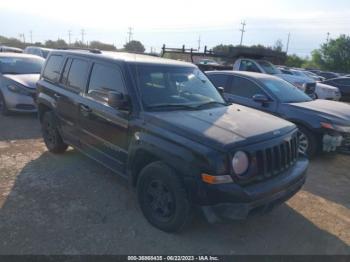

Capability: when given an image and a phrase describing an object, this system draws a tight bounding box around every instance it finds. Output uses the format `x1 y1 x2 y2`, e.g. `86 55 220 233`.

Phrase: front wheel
297 126 317 157
137 161 192 233
42 111 68 154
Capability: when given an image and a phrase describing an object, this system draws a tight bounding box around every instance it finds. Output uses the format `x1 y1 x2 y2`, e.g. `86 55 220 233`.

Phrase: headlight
232 151 249 176
321 122 350 133
7 84 31 95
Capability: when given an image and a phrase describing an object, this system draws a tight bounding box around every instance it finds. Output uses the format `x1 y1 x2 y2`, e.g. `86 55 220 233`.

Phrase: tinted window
0 56 44 74
88 63 125 102
66 59 89 92
60 58 73 84
43 55 64 82
257 61 280 75
228 76 264 98
239 60 261 73
208 74 230 88
261 78 312 103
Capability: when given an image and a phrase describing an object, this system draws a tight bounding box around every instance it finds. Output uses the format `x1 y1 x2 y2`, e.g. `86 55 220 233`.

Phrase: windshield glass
261 78 312 103
257 60 281 75
135 65 226 110
0 56 44 74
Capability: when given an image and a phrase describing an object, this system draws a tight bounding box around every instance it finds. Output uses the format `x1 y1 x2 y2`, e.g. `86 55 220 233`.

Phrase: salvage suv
36 50 308 232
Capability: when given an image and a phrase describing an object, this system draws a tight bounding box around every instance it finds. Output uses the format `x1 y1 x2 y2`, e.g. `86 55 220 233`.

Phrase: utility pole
81 29 85 45
19 33 25 43
68 30 72 46
286 32 291 53
327 32 330 43
239 21 246 46
197 35 201 51
29 30 33 44
127 27 133 43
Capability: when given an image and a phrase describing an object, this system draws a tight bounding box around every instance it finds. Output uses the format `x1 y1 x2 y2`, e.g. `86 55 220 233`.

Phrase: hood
276 73 315 84
316 82 339 92
3 74 40 89
289 100 350 124
144 104 296 151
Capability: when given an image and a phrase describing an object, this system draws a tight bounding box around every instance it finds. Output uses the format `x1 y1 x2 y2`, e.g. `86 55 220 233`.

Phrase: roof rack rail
56 47 102 54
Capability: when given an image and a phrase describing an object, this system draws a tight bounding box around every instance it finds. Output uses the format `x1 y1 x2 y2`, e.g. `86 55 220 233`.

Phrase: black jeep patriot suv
36 50 308 232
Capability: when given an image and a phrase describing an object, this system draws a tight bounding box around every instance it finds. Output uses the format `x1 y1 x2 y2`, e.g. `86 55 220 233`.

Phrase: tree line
0 35 146 53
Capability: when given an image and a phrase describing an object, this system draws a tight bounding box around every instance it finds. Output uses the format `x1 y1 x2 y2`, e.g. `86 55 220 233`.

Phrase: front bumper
1 87 37 112
201 157 308 223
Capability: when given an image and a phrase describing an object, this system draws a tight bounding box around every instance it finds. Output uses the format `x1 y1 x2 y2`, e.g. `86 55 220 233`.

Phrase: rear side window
208 74 230 88
239 60 260 73
87 63 125 102
43 55 64 82
228 76 264 98
66 59 89 92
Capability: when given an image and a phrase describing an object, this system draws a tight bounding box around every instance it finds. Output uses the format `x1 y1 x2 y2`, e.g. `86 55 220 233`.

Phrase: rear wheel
297 126 317 157
137 161 192 233
0 92 10 116
42 111 68 153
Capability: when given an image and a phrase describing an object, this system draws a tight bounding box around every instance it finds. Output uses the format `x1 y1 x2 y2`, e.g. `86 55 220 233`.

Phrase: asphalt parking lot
0 113 349 255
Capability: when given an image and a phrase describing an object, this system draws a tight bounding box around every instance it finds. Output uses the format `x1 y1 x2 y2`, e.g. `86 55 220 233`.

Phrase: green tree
273 39 283 52
123 40 145 53
285 54 307 68
89 41 117 51
45 39 68 49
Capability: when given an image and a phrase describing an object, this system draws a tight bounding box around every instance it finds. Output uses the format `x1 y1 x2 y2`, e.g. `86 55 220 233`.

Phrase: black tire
0 91 10 116
137 161 192 233
297 125 318 157
42 111 68 154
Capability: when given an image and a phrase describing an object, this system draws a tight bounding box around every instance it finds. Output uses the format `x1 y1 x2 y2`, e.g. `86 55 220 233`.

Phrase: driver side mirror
217 86 225 95
107 91 130 111
252 94 270 105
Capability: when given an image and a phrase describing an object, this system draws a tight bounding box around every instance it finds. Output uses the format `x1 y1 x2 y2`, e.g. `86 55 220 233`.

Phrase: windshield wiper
146 103 197 111
194 101 228 109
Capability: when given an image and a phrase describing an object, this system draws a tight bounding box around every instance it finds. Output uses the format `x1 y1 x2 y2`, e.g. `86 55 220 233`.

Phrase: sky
0 0 350 56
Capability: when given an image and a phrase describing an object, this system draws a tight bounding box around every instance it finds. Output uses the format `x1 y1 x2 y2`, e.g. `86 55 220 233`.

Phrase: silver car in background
24 46 52 59
0 53 44 115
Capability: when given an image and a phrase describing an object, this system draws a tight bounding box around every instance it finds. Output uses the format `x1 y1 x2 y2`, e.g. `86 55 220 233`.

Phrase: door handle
80 104 92 113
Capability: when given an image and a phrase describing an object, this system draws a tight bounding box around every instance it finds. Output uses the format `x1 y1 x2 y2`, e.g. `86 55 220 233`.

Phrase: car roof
0 52 44 59
49 50 196 67
25 46 53 51
206 70 280 81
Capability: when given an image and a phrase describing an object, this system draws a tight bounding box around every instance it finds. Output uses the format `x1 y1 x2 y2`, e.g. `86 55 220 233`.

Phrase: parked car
36 50 308 232
24 46 52 59
314 82 341 101
317 71 340 80
322 77 350 102
0 45 23 53
206 71 350 156
233 58 316 98
302 70 325 82
0 53 45 115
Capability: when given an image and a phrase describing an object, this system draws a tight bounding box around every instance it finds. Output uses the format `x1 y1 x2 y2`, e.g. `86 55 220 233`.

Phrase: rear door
78 61 129 175
54 56 91 144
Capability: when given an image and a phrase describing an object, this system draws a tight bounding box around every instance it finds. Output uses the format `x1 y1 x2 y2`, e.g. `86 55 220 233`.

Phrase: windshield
261 78 312 103
257 60 281 75
0 56 44 74
135 65 226 111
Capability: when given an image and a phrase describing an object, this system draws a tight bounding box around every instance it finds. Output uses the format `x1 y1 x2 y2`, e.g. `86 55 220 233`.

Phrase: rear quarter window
43 55 64 83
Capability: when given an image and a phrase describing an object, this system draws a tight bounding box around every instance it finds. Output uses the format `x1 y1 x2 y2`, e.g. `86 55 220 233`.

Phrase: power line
239 21 246 46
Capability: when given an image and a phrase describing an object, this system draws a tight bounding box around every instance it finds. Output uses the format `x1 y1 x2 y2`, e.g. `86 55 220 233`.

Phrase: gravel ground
0 113 349 255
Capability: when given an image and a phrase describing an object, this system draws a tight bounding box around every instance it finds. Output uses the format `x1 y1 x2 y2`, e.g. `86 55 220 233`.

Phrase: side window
239 60 261 73
66 59 89 92
60 58 73 85
43 55 64 83
208 74 230 88
87 63 125 102
228 76 264 98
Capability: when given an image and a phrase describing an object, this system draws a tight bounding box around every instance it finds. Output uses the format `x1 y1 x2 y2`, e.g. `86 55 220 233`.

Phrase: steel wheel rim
298 131 309 154
145 179 175 221
43 120 57 147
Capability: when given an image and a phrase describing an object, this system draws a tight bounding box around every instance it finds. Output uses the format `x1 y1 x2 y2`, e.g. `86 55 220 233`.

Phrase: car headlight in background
7 84 31 96
232 151 249 176
321 122 350 133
